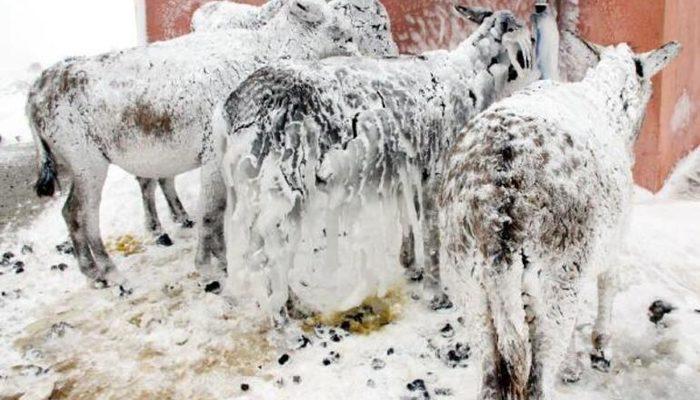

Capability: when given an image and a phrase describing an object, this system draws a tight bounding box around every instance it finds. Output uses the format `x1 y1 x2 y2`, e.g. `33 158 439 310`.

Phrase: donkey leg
136 177 172 246
62 183 102 284
528 262 582 400
83 164 130 293
559 324 584 383
195 161 227 293
591 270 616 372
158 177 194 228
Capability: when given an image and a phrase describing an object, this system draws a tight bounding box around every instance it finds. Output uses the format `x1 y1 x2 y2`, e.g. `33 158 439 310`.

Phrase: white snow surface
0 0 137 145
1 1 698 398
1 168 699 399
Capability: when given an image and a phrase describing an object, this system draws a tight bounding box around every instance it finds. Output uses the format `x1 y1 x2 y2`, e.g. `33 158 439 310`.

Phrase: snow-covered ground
0 163 698 399
0 0 137 146
1 1 699 399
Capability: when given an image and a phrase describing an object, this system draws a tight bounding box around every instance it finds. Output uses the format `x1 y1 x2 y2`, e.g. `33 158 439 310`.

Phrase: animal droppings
371 358 386 370
55 241 74 255
649 300 675 324
278 353 290 365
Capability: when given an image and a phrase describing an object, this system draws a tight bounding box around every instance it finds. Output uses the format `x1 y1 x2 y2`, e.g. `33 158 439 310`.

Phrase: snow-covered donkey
439 39 680 399
192 0 397 59
142 0 395 247
213 7 534 319
191 0 283 32
27 0 397 290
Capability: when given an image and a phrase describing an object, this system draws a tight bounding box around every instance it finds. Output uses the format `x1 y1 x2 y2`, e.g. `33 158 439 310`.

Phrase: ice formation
215 8 536 320
439 39 681 399
25 0 397 288
532 1 560 81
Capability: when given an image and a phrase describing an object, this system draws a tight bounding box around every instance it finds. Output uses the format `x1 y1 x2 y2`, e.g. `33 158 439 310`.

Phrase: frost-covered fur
439 41 680 399
192 0 398 58
659 147 700 200
214 8 535 319
26 0 397 289
191 0 281 32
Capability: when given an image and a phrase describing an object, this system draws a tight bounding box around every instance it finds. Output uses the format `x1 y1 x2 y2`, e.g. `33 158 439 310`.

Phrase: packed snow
1 166 699 399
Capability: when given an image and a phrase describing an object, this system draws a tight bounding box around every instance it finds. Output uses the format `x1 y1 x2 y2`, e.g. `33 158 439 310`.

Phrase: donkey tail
484 251 530 400
26 90 59 197
33 138 58 197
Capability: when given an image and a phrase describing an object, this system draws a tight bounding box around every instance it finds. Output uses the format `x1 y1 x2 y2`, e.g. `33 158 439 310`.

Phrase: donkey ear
288 0 327 25
563 29 604 61
637 41 682 78
454 5 493 24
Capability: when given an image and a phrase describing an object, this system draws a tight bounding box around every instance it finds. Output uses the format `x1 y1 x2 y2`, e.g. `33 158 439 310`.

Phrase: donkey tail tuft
484 251 530 400
34 138 59 197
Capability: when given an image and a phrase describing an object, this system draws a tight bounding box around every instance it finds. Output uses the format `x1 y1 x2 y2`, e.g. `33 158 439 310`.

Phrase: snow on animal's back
444 51 640 270
44 30 269 178
225 58 500 313
491 46 640 184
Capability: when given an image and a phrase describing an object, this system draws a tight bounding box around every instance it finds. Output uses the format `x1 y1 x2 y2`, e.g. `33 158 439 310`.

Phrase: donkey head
266 0 360 58
573 33 681 140
455 6 535 93
329 0 399 57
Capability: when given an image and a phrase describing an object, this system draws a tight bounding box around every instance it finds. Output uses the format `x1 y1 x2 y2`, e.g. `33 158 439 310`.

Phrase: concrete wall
141 0 699 191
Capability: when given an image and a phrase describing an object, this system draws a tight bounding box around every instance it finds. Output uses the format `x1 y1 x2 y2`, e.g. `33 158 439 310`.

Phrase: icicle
532 0 561 81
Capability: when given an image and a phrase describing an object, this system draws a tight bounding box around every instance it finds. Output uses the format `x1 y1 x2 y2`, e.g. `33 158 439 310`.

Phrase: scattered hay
303 288 403 335
105 234 145 256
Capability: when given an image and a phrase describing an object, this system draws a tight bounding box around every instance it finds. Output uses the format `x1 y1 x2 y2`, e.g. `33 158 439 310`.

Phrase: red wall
144 0 699 191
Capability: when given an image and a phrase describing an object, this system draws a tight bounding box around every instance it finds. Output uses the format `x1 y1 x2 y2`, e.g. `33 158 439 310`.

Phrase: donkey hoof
181 219 195 229
590 353 611 372
430 292 454 311
156 233 174 247
560 360 584 383
204 281 222 294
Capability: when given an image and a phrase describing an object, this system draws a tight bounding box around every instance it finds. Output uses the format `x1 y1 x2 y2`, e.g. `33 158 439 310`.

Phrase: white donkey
191 0 280 32
212 7 535 319
439 39 680 399
27 0 397 291
192 0 397 57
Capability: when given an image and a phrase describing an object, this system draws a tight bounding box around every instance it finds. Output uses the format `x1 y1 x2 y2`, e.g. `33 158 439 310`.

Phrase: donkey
192 0 398 61
191 1 276 32
27 0 397 291
138 0 396 248
210 7 535 319
439 39 680 399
